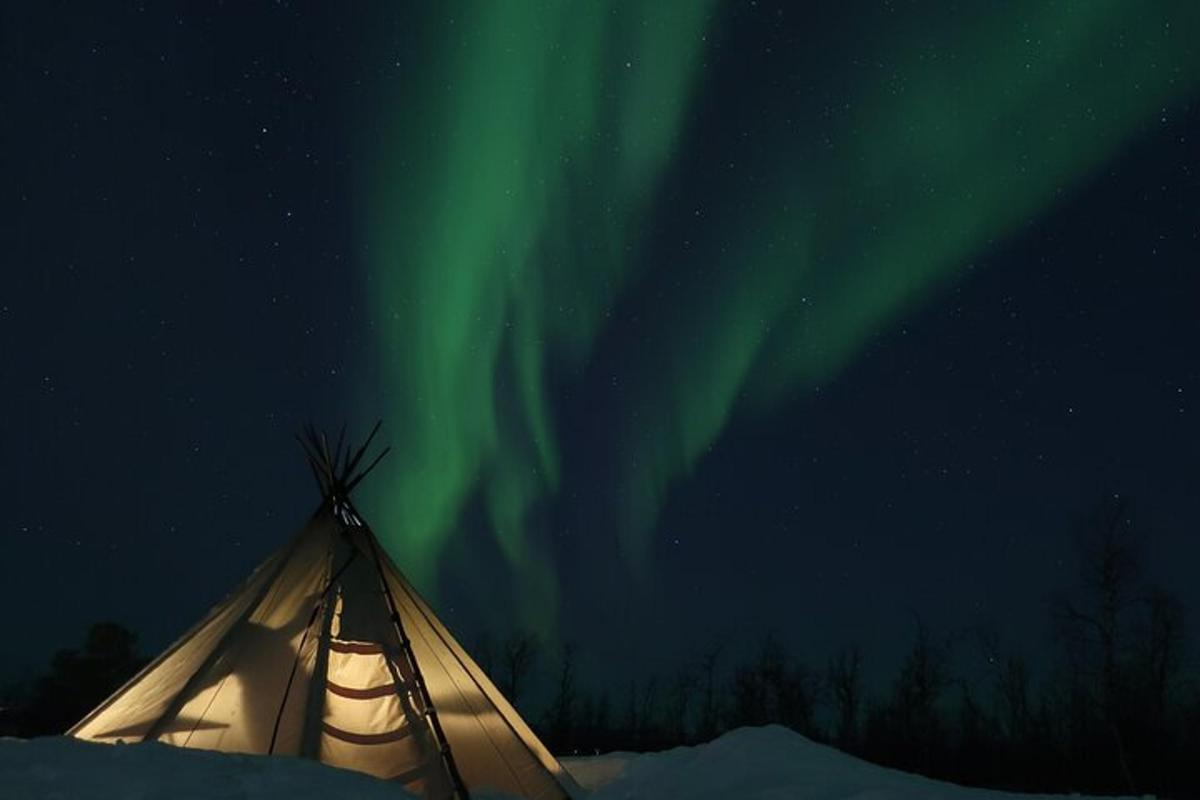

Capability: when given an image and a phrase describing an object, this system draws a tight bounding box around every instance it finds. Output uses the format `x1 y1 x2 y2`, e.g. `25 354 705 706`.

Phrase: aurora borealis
360 2 717 622
359 1 1199 622
4 1 1200 694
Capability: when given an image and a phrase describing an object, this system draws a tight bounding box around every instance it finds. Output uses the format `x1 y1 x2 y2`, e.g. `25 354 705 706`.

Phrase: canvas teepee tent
70 425 580 800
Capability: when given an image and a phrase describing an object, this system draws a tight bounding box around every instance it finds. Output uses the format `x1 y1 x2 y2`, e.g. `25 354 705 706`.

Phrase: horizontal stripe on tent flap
329 640 384 655
322 722 414 745
326 681 401 700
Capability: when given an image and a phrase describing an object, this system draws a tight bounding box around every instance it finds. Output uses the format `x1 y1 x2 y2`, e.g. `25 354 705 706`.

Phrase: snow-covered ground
0 736 422 800
2 725 1143 799
565 725 1145 799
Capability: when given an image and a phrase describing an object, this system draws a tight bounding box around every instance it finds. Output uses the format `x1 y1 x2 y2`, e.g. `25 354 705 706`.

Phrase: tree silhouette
20 622 146 736
828 644 863 750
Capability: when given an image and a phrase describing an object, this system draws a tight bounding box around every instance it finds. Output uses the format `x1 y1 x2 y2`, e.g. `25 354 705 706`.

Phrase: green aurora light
361 1 717 625
360 1 1199 623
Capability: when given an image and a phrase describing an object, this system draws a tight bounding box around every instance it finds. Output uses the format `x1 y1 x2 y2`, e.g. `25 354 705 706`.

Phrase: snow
0 736 420 800
561 725 1147 800
2 726 1148 800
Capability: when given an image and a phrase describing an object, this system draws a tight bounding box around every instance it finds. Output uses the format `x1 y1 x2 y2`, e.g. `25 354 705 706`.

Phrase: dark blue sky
3 3 1197 699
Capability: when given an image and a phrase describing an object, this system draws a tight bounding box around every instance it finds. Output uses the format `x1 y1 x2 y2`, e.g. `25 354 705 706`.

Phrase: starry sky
3 2 1198 694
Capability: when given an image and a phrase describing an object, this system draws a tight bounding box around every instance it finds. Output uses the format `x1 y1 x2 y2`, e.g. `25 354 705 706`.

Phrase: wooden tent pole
352 509 470 800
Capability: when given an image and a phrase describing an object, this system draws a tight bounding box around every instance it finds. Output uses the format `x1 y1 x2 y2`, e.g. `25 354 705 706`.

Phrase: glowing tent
70 425 579 800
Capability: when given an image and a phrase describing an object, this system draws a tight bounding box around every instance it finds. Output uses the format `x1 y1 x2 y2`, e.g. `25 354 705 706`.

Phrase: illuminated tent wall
70 426 580 800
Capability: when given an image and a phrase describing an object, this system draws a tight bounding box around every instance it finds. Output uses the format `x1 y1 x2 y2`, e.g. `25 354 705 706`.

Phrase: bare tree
731 636 784 728
695 645 722 742
1054 494 1143 793
499 631 540 705
890 620 950 774
638 677 659 742
1057 494 1141 704
663 667 696 743
996 654 1030 741
828 644 863 749
778 660 819 736
1137 585 1185 727
547 643 576 750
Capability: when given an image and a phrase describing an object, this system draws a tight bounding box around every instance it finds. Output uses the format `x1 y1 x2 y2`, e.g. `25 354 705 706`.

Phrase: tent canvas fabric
69 497 579 800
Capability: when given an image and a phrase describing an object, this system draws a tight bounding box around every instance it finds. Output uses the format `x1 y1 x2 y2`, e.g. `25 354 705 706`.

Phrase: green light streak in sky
616 0 1200 561
363 2 715 624
362 1 1198 607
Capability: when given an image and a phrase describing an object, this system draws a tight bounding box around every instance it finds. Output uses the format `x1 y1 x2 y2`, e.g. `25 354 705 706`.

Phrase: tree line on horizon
3 495 1196 798
478 494 1199 798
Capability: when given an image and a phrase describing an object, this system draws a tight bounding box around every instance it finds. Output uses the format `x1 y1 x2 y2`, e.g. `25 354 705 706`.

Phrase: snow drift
564 725 1146 799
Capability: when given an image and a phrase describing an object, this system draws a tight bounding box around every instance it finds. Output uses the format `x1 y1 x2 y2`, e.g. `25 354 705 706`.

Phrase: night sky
4 2 1198 696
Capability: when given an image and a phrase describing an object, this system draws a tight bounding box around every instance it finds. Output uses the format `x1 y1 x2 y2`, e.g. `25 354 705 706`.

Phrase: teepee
70 425 579 800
